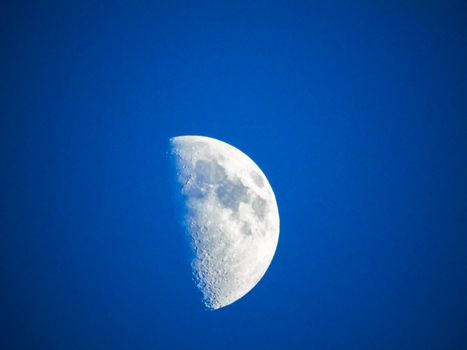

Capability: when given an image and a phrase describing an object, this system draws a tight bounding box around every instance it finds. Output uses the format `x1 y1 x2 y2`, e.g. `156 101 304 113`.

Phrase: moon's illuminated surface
170 135 280 310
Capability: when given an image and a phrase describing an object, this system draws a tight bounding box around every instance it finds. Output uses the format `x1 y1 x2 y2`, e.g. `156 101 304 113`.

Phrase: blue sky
1 1 466 349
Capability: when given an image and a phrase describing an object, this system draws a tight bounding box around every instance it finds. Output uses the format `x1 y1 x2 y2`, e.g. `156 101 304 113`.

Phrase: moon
169 135 280 310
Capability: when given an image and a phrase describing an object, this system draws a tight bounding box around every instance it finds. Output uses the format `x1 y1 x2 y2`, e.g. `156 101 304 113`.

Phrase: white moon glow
170 135 280 310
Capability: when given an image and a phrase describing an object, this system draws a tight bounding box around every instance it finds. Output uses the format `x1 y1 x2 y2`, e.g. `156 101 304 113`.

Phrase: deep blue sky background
1 1 466 349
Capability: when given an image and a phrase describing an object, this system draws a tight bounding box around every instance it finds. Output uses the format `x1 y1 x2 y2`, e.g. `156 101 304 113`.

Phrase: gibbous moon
170 135 280 310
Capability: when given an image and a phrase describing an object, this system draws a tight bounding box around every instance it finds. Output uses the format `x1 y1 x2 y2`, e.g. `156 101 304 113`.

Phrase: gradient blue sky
1 1 466 349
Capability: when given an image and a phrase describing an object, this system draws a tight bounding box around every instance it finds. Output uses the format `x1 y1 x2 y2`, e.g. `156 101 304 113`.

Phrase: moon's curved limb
170 136 280 310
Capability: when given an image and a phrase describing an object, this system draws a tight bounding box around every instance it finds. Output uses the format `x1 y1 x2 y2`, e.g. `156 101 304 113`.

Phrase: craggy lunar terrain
170 136 280 310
